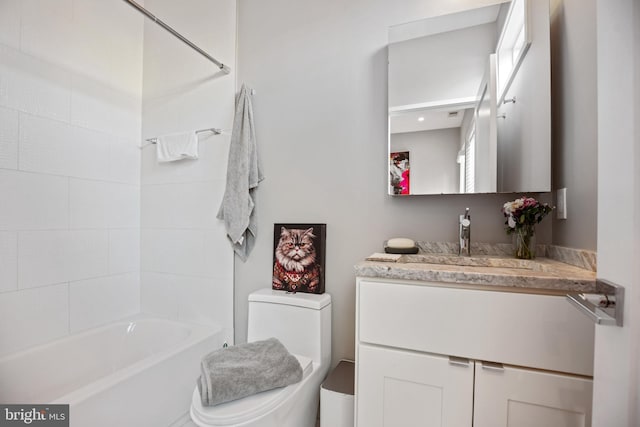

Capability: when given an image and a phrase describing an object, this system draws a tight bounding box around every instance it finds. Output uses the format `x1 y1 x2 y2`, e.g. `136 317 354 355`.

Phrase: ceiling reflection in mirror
388 0 551 196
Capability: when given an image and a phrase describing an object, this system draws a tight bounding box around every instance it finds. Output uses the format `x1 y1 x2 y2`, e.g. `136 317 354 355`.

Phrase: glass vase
513 224 536 259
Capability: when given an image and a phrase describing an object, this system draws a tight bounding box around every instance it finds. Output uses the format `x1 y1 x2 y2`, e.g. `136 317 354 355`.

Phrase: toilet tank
247 289 331 367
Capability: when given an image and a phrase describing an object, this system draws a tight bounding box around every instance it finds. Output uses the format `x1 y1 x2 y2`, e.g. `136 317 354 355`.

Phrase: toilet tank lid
249 289 331 310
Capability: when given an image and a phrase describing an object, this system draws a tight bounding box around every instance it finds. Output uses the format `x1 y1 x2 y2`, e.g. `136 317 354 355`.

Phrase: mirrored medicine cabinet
388 0 551 196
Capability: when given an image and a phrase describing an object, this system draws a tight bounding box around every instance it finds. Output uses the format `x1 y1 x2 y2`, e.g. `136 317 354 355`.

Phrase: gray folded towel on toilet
197 337 303 406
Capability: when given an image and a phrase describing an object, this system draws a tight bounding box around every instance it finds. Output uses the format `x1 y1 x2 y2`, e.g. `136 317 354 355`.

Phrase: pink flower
501 196 553 235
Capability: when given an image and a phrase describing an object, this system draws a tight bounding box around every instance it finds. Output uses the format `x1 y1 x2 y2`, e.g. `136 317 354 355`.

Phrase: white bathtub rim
0 314 218 363
57 316 222 406
1 315 223 406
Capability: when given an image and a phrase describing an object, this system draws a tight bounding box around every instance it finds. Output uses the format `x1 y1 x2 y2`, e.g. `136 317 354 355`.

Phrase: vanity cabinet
355 278 595 427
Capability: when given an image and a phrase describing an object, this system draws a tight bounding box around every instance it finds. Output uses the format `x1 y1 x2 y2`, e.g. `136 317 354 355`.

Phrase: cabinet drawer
357 279 594 376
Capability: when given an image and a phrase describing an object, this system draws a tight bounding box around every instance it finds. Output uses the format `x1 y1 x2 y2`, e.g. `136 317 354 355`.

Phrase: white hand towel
217 84 264 261
156 131 198 162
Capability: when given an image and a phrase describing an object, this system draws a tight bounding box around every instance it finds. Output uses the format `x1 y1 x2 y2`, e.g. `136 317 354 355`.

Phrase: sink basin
398 253 538 270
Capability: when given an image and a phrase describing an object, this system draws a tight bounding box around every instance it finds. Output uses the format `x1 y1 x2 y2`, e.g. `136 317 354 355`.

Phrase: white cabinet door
356 344 473 427
474 362 593 427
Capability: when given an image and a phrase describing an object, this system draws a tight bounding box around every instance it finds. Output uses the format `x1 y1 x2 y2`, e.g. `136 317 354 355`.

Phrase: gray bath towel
217 84 264 261
197 338 303 407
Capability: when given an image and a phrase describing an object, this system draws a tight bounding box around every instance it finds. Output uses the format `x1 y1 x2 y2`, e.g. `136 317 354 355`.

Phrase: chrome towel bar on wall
566 279 624 326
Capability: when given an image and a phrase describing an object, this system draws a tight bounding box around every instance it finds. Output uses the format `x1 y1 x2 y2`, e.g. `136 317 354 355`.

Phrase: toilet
190 289 332 427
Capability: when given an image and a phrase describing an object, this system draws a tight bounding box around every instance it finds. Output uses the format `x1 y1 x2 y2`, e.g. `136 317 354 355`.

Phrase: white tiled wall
0 232 18 293
0 284 70 354
0 0 143 356
141 0 236 344
0 107 19 169
0 0 236 358
69 273 140 333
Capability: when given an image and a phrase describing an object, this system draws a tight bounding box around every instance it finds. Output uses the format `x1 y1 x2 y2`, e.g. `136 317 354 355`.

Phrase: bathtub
0 316 223 427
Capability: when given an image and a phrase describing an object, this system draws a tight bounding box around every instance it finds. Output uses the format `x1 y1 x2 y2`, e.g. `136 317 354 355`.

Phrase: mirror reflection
388 0 551 195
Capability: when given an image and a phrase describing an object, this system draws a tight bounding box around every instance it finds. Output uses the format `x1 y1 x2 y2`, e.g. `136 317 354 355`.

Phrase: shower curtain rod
122 0 231 74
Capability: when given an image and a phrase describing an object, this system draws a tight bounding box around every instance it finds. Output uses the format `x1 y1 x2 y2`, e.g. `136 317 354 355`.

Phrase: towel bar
139 128 223 149
566 279 624 326
145 127 222 144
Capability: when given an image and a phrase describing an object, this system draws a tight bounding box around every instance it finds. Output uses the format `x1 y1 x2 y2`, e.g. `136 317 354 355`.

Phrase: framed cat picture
272 223 326 294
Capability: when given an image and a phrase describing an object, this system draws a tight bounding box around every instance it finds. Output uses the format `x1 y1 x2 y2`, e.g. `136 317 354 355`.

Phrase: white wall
236 0 552 365
634 4 640 419
549 0 598 251
140 0 236 343
0 0 143 356
391 129 460 194
593 0 639 425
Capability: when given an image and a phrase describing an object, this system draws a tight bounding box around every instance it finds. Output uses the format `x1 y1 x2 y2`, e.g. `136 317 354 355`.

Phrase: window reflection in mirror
496 0 531 103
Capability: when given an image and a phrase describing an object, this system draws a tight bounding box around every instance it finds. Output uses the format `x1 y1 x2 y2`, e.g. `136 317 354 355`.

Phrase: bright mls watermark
0 405 68 426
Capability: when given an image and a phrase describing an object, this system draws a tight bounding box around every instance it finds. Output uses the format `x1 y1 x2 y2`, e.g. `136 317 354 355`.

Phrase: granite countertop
354 243 597 294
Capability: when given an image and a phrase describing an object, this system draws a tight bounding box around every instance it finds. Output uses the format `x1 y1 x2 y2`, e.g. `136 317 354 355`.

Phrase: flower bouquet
502 196 553 259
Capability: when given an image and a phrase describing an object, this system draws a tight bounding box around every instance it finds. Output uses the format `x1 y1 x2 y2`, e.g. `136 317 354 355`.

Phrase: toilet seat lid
191 354 313 426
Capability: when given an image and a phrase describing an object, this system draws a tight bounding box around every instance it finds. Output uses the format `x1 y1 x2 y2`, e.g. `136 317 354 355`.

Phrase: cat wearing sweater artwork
272 226 322 293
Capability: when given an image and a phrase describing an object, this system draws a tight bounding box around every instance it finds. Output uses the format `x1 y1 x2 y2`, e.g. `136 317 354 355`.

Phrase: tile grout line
16 108 21 174
67 175 71 334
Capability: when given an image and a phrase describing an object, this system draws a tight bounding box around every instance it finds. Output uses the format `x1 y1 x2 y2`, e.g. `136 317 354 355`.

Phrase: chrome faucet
459 208 471 256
